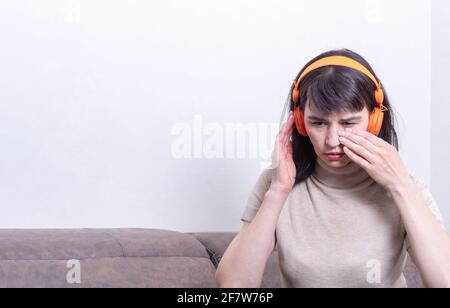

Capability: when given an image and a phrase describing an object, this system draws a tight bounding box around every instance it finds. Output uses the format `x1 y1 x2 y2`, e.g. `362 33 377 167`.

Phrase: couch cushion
189 232 236 266
104 229 210 258
0 229 210 260
0 229 121 260
0 229 217 288
190 232 282 288
0 257 216 288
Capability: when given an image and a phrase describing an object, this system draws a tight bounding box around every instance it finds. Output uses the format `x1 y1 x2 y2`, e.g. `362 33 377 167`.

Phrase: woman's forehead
305 103 368 119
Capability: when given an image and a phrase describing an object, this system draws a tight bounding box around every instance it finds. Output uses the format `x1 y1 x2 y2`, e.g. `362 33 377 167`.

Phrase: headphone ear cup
294 106 308 137
292 88 300 104
375 88 384 105
367 107 384 136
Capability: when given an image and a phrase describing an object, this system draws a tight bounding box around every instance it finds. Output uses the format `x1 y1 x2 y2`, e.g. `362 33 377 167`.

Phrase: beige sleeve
240 169 274 223
405 176 446 252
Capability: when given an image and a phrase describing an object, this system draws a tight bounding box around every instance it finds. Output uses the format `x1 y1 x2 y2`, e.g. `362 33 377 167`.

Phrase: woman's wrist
267 184 291 199
388 180 421 211
261 188 289 216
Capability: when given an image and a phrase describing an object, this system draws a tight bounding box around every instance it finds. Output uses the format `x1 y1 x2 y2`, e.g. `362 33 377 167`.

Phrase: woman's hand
337 128 414 193
270 114 296 194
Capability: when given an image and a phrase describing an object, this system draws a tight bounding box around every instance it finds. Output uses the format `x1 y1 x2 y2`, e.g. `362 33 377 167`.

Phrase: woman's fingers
274 114 295 164
279 116 295 159
280 115 295 146
284 116 295 146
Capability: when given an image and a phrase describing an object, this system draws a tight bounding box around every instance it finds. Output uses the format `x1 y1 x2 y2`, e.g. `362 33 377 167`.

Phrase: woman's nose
325 129 341 148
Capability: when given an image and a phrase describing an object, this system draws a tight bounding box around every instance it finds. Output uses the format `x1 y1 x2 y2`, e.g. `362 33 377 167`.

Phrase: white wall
431 0 450 230
0 0 436 232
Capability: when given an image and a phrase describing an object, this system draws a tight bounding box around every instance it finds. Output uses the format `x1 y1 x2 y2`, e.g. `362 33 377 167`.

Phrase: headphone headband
293 56 384 105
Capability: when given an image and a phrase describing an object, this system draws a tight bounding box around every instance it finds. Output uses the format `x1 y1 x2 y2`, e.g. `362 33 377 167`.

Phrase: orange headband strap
293 56 385 105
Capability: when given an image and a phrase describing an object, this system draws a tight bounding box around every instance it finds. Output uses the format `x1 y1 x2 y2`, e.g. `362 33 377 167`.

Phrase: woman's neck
312 157 372 190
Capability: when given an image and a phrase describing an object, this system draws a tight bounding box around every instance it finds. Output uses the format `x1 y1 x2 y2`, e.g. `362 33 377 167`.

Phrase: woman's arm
215 188 288 288
216 115 296 288
337 128 450 288
390 181 450 288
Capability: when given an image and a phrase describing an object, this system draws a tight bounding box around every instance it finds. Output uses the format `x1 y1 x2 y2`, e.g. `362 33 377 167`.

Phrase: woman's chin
322 155 352 168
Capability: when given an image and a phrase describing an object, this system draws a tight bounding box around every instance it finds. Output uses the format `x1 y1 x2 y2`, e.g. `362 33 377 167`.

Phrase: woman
215 49 450 288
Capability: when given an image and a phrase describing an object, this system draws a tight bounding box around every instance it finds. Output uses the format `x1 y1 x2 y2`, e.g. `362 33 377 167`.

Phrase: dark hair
289 49 399 184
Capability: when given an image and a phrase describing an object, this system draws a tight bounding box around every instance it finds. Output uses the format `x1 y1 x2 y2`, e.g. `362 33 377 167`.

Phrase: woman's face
303 102 370 168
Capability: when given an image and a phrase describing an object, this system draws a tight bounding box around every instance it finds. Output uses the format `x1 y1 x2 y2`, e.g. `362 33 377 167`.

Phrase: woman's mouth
325 153 345 161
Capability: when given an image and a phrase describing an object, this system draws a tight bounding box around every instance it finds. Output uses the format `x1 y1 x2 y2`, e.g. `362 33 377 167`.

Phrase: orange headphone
292 56 388 137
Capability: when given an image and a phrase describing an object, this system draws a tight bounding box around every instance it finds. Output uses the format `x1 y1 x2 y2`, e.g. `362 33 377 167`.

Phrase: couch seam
204 246 220 268
100 230 127 258
0 256 213 262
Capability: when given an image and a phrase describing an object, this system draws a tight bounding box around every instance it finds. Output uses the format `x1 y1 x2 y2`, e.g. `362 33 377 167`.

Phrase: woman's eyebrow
307 116 362 121
341 116 362 122
307 116 327 121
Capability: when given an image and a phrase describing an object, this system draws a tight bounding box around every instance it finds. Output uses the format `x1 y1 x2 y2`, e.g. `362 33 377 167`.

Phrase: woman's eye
343 122 355 126
312 122 324 126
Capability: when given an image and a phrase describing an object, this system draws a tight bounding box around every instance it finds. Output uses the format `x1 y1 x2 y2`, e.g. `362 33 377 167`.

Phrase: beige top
241 158 444 288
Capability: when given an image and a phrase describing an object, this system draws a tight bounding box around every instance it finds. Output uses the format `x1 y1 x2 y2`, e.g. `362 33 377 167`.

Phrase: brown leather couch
0 229 423 288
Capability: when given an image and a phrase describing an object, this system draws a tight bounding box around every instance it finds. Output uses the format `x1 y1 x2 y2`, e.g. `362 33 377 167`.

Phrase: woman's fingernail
345 128 353 132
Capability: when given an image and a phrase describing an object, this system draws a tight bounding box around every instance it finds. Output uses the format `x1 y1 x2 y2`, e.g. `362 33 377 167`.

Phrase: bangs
304 67 372 116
